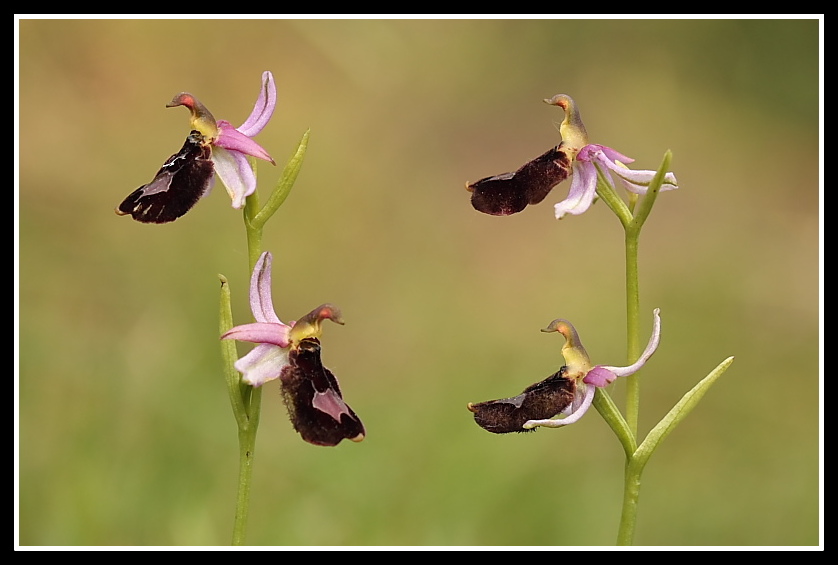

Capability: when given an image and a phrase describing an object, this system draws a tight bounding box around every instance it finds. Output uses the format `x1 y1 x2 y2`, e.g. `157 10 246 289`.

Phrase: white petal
235 343 290 387
211 146 256 209
602 160 678 194
554 161 598 219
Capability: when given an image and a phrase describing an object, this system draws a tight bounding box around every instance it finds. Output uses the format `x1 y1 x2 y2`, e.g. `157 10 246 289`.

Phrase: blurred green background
17 18 821 547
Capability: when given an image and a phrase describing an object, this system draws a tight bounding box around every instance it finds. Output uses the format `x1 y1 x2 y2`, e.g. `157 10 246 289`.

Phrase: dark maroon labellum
281 337 365 447
467 367 576 433
116 130 214 224
466 146 571 216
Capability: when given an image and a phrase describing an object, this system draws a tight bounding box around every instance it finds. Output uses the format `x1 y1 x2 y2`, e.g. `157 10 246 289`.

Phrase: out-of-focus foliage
17 18 820 546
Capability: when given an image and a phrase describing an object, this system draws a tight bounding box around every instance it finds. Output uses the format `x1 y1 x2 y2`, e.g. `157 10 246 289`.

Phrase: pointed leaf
633 356 734 470
219 274 250 429
253 129 310 228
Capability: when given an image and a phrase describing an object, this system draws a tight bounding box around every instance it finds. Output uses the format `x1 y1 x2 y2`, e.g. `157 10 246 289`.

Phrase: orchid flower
219 251 293 386
220 251 341 386
466 94 678 219
220 251 364 446
544 94 678 220
468 309 661 433
168 70 277 209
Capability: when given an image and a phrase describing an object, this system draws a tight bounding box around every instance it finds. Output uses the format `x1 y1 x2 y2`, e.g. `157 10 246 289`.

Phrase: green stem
612 152 673 545
244 192 264 271
616 459 643 545
223 132 309 545
624 229 641 437
228 193 266 546
231 388 261 545
616 223 642 546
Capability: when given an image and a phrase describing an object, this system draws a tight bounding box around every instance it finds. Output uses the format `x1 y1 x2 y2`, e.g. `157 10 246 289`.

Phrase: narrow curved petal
523 383 595 428
596 308 662 378
598 157 678 194
234 343 291 387
211 145 256 209
554 161 598 219
250 252 283 325
237 71 277 138
220 322 290 347
214 122 275 164
595 145 635 165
